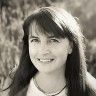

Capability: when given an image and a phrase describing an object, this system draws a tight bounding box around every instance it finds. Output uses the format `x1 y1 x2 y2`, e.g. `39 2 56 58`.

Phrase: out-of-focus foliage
0 0 96 91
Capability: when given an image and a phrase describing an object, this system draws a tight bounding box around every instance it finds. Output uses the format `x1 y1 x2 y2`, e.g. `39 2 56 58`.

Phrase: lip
37 58 54 63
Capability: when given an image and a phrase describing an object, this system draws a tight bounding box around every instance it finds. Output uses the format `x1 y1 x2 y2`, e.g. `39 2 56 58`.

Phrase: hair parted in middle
10 7 87 96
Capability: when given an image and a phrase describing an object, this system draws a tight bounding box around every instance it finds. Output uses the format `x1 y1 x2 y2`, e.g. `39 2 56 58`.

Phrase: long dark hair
9 7 87 96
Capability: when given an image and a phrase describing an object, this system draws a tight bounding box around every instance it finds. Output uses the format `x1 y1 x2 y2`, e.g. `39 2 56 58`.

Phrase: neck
35 67 66 94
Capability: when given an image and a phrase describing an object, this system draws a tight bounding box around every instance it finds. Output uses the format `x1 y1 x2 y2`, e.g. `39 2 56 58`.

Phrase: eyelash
30 38 59 43
50 38 59 42
30 39 39 42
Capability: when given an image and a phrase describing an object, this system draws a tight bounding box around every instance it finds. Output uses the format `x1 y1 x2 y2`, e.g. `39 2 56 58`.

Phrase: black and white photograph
0 0 96 96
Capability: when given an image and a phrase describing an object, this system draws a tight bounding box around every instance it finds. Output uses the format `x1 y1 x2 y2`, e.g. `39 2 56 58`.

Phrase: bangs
28 10 68 38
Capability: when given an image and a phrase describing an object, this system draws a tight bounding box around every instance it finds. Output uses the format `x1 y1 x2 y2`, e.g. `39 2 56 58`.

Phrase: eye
30 38 39 43
50 38 59 42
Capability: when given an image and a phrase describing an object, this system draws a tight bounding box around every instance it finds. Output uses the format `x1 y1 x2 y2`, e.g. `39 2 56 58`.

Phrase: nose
39 42 51 55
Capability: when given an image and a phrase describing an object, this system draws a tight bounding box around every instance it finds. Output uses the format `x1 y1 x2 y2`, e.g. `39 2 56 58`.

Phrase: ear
68 42 73 54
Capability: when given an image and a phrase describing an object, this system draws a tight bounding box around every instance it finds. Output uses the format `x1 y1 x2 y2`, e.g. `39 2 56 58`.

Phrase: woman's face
28 23 72 73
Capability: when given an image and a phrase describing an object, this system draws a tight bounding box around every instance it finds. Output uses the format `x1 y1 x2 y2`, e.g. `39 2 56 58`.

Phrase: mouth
37 58 54 63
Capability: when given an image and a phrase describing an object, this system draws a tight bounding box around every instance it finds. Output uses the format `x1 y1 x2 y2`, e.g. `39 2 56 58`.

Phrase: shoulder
86 72 96 96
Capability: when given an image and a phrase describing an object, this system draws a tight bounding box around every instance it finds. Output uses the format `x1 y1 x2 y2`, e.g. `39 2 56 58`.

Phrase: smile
37 58 54 62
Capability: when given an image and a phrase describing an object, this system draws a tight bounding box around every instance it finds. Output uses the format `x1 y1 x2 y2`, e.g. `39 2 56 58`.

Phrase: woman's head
10 7 87 96
28 20 73 73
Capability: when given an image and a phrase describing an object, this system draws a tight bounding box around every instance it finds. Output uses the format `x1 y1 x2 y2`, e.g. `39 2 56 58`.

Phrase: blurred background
0 0 96 92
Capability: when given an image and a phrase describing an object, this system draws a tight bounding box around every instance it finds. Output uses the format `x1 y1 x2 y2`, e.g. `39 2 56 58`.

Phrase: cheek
54 42 69 56
56 47 69 60
54 44 70 63
29 45 37 59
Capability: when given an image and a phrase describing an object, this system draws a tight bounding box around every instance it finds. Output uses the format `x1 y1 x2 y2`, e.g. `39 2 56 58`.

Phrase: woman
6 7 96 96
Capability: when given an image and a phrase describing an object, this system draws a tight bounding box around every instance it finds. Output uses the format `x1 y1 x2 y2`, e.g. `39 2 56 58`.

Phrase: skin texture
29 22 72 74
8 7 96 96
28 21 72 93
